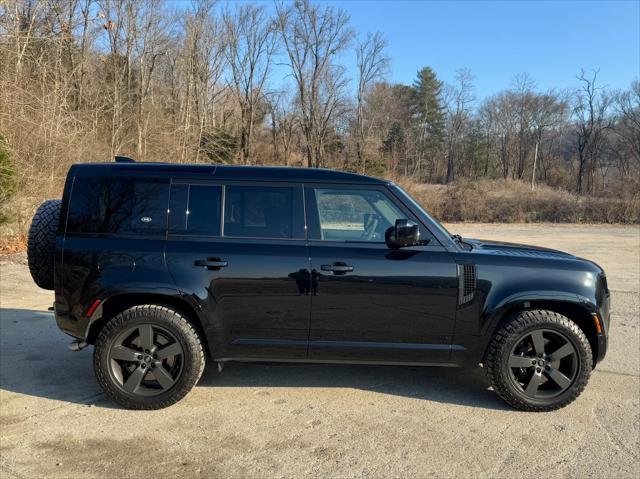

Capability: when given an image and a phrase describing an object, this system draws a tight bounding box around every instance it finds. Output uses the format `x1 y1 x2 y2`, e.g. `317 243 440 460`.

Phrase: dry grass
400 179 640 224
0 195 41 237
0 233 27 253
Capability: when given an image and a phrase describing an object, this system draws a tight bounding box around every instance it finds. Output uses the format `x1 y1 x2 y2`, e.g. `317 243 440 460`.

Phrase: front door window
313 188 405 243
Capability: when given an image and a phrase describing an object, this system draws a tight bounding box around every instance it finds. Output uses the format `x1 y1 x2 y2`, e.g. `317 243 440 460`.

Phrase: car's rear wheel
94 305 205 410
486 309 592 411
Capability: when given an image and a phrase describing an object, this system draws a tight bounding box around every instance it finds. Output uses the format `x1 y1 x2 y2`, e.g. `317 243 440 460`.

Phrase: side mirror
385 219 420 249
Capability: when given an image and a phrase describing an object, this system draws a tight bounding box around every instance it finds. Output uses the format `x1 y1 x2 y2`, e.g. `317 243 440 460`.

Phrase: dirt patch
0 251 26 265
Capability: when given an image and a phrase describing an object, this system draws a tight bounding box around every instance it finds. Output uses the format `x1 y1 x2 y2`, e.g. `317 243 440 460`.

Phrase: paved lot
1 224 638 478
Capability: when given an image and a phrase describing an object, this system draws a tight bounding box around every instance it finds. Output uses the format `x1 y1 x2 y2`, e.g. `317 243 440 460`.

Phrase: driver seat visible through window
312 188 405 242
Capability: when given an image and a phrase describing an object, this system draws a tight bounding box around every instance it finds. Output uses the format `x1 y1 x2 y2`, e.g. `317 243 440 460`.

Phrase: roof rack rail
114 156 136 163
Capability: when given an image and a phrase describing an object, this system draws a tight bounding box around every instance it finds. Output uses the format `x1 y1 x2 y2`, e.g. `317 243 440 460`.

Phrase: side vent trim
458 264 476 305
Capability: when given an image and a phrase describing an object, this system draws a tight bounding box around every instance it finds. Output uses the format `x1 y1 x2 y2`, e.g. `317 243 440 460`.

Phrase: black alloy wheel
486 309 592 411
94 305 205 410
507 329 579 399
108 323 185 396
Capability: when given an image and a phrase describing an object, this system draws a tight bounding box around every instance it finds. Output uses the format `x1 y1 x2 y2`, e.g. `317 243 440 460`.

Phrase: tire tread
27 199 61 290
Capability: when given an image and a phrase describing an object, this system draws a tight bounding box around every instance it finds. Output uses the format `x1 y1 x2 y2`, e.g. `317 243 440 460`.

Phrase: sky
332 0 640 96
239 0 639 97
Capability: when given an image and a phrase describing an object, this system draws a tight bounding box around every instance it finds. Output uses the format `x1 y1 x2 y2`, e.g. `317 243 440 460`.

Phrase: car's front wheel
486 309 592 411
94 305 205 410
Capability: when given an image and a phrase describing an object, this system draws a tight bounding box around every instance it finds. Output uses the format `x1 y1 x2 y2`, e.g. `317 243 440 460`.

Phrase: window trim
220 184 226 237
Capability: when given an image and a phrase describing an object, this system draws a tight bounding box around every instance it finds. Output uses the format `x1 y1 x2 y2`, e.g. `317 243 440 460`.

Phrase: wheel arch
86 293 211 357
484 299 599 366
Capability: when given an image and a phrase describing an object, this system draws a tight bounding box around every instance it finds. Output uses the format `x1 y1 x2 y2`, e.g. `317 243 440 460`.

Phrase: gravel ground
0 224 638 478
0 252 26 266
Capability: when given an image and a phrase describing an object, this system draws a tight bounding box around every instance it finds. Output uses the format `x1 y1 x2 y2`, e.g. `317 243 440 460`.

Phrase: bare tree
529 91 568 187
178 0 226 163
98 0 133 157
481 92 518 179
132 0 170 160
223 3 276 164
512 73 536 179
363 82 413 176
2 0 45 80
266 89 297 165
314 64 351 168
444 68 475 182
276 0 353 167
612 79 640 176
573 69 613 193
355 31 389 173
478 98 497 177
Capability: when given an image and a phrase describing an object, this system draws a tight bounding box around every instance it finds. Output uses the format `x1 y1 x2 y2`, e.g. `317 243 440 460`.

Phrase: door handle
194 258 228 270
321 263 354 274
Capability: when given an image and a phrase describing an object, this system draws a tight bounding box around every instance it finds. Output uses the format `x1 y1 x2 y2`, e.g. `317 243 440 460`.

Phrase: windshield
390 183 452 239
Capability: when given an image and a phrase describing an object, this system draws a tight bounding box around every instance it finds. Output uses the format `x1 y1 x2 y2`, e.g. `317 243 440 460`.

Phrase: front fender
451 256 609 365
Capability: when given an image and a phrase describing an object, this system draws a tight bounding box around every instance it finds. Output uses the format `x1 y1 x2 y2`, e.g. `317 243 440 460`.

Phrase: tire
27 199 61 290
93 305 205 410
486 309 592 412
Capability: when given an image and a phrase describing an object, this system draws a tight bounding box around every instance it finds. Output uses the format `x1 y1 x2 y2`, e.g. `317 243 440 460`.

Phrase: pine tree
412 67 445 146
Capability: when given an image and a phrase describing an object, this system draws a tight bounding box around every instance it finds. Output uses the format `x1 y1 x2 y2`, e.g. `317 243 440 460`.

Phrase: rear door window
168 184 222 236
223 185 304 239
67 176 169 236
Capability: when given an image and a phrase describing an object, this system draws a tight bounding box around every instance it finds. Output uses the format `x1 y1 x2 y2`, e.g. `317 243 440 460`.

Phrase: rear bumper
54 309 83 339
53 301 94 340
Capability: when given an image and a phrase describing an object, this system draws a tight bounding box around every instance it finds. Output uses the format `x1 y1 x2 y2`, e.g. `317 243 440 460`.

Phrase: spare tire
27 199 61 290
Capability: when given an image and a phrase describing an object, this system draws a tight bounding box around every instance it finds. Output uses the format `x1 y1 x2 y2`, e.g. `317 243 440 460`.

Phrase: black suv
27 160 610 411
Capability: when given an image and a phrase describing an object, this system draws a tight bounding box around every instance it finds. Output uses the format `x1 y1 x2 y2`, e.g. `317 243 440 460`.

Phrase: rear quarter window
66 176 169 236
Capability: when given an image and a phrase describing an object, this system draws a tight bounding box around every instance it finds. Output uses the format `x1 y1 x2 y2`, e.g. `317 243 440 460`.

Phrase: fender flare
480 290 591 335
476 290 601 363
83 285 209 347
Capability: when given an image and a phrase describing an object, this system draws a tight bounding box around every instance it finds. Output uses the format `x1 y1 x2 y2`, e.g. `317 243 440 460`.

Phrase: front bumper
594 274 611 364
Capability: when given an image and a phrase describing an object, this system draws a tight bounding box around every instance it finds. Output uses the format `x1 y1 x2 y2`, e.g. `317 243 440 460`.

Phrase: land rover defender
27 159 610 410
